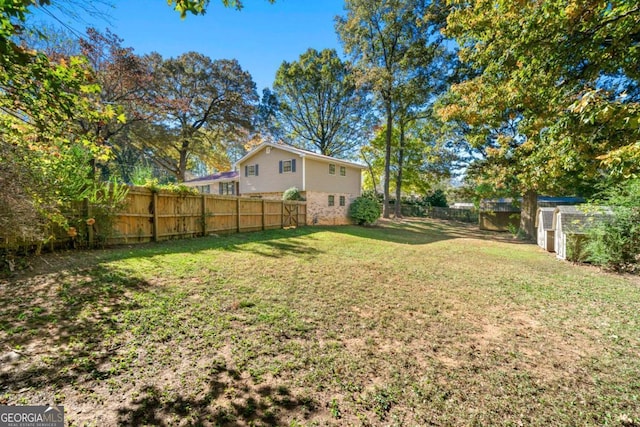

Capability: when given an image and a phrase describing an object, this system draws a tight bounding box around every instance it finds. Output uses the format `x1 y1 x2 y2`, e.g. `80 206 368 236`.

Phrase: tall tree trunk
360 151 378 195
178 142 188 183
519 189 537 240
382 103 393 218
394 120 405 218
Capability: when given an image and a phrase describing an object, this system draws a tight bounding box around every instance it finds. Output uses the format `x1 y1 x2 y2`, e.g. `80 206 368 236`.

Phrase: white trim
302 156 306 191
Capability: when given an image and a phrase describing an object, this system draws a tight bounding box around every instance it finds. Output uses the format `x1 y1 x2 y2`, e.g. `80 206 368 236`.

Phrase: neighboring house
183 171 239 196
552 205 612 261
236 142 365 225
535 207 555 252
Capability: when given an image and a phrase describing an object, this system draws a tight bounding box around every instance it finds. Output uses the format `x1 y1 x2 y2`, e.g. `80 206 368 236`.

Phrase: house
552 205 612 261
183 171 239 196
236 142 365 225
535 207 555 252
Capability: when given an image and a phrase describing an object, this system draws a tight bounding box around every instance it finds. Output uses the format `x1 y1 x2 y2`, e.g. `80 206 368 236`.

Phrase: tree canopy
437 0 640 237
273 48 373 158
139 52 258 182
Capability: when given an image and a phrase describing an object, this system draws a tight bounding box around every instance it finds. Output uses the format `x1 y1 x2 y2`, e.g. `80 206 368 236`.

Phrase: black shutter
245 165 248 177
219 182 223 195
255 164 259 176
291 159 296 172
279 160 283 174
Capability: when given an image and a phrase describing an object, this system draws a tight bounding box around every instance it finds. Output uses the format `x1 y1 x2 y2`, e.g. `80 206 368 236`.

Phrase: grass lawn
1 219 639 426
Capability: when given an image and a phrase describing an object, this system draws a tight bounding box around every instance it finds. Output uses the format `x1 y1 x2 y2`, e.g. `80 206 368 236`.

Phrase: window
339 196 346 206
329 164 336 175
328 195 335 207
340 166 346 176
219 182 235 195
279 159 296 173
245 164 258 177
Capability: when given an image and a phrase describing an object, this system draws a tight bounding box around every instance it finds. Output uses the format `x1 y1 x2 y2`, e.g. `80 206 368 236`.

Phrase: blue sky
31 0 346 92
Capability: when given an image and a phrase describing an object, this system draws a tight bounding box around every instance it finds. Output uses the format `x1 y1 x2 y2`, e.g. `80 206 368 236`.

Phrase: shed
479 199 520 231
535 207 555 252
552 206 613 261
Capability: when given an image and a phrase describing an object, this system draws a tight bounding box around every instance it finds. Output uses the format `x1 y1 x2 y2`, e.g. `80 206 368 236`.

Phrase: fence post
201 195 207 236
236 198 241 233
262 199 266 231
282 201 285 229
152 192 159 242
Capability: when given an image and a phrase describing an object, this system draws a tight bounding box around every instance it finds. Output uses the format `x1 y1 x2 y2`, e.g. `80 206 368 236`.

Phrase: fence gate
283 204 298 227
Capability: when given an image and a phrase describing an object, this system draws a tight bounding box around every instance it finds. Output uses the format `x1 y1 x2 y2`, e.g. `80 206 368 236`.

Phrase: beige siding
305 191 356 226
239 146 304 195
304 158 362 195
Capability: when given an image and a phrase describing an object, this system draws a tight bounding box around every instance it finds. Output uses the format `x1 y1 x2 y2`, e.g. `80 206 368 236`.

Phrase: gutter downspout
301 155 306 191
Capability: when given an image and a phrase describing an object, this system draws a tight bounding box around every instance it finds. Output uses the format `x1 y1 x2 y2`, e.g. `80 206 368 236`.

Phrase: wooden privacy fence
105 188 306 245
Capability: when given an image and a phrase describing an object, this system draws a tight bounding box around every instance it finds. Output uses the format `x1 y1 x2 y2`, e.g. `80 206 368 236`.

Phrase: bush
349 196 382 225
586 179 640 272
282 187 305 201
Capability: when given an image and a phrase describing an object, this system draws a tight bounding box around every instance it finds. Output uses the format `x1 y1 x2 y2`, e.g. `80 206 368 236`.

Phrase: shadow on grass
4 219 533 282
333 218 533 246
117 365 317 426
0 266 147 390
0 263 317 425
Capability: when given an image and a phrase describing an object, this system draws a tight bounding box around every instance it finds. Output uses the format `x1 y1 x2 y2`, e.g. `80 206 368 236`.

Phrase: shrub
349 196 382 225
283 187 305 201
586 179 640 272
423 189 448 208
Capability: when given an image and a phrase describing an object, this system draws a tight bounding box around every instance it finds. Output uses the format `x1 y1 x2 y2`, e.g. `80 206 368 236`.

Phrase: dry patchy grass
1 219 639 426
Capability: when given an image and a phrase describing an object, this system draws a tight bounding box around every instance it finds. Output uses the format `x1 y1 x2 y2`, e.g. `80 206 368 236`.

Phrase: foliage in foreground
349 195 382 225
587 178 640 272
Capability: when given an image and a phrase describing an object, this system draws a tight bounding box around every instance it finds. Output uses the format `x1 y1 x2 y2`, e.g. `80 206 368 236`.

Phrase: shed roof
552 205 613 233
535 207 555 229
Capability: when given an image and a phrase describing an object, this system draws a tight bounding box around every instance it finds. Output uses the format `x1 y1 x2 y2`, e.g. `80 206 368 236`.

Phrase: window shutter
255 164 259 176
245 165 248 177
279 160 283 174
219 183 223 195
291 159 296 172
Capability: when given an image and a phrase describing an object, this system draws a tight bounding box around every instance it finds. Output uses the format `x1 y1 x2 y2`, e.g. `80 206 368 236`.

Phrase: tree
391 42 452 216
1 52 115 242
366 120 456 198
337 0 446 217
0 0 272 245
77 28 154 182
273 48 372 158
139 52 258 182
438 0 640 238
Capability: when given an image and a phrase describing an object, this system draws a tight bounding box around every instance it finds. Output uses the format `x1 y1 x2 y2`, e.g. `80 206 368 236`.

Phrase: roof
535 207 555 229
235 142 366 170
552 205 613 233
538 196 585 207
481 196 586 212
184 170 239 183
